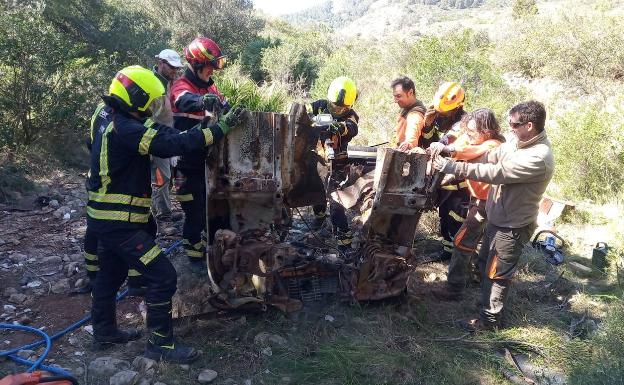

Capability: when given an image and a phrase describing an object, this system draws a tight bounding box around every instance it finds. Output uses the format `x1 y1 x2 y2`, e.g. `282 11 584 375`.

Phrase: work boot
144 340 200 364
431 285 463 301
93 328 142 349
188 260 207 276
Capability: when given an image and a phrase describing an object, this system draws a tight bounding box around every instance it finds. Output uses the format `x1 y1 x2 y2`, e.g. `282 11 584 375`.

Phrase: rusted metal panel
366 148 439 246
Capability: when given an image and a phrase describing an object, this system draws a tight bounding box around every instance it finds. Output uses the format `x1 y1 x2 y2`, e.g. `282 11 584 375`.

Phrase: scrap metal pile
200 103 442 313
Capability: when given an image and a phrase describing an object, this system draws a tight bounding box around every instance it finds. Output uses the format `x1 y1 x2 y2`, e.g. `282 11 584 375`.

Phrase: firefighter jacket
394 100 426 149
170 68 229 174
86 103 225 233
442 130 554 228
309 99 359 154
420 108 466 148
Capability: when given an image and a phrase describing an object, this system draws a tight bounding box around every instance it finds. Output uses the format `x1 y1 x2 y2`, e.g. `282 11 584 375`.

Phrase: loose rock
253 332 287 347
3 305 16 313
3 287 18 297
9 293 27 304
88 357 130 378
261 347 272 356
49 199 60 208
137 378 151 385
51 279 71 294
66 262 81 277
109 370 139 385
197 369 218 383
132 356 157 377
42 255 63 265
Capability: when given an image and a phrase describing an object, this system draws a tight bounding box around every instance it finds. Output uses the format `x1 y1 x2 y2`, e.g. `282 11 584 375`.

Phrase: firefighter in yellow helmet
423 82 470 261
308 76 359 250
86 65 246 363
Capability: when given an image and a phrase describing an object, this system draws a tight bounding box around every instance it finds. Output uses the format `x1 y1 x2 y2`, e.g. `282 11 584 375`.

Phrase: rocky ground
0 173 616 385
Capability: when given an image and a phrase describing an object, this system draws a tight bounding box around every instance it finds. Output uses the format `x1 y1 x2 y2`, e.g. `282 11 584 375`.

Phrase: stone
253 332 287 348
261 347 272 357
9 293 27 304
63 213 71 220
49 200 60 208
66 262 81 277
74 278 87 290
9 253 27 263
244 380 252 385
132 356 158 377
109 370 139 385
88 357 130 378
42 255 63 265
74 366 85 376
163 227 177 236
3 287 18 297
179 364 190 371
3 305 16 313
137 378 151 385
62 255 71 262
16 349 36 360
26 281 42 288
153 383 168 385
70 253 84 262
197 369 218 383
51 279 71 294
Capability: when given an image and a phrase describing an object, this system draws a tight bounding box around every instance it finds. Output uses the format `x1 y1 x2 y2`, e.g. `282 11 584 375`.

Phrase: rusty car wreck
199 103 441 313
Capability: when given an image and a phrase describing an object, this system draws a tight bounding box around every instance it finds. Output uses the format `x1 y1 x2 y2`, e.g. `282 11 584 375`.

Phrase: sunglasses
508 119 527 128
211 56 227 70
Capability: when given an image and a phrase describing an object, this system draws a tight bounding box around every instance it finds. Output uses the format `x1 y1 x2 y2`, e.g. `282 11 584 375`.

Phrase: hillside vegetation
0 1 623 383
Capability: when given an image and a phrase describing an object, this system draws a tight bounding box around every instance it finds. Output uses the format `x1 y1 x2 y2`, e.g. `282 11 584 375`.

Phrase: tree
512 0 538 19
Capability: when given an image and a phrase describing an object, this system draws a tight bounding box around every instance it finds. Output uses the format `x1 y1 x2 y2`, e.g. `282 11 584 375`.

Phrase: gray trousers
151 156 172 218
478 222 532 325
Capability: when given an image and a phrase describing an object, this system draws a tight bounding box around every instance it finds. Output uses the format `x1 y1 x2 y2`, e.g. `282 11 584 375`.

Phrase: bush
550 106 624 203
512 0 538 19
216 64 288 113
310 31 518 146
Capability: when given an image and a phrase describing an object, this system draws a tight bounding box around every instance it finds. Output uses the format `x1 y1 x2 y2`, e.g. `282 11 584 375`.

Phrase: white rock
244 380 252 385
324 314 335 322
197 369 218 383
179 364 189 371
26 281 42 288
3 305 16 313
261 347 272 357
49 200 60 208
51 279 71 294
84 325 94 335
63 213 71 220
109 370 139 385
132 356 157 377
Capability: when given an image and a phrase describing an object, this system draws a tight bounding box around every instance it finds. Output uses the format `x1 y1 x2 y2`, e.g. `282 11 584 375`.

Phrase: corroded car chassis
202 103 441 312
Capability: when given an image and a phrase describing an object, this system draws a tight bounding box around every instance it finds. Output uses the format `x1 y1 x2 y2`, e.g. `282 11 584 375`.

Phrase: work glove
432 154 451 172
424 106 437 127
218 107 247 135
397 142 413 152
170 156 179 167
328 121 346 136
427 142 446 157
202 93 221 112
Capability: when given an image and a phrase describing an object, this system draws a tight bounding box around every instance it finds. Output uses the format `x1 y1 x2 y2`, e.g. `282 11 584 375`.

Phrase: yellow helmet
327 76 357 107
109 65 165 114
433 82 465 113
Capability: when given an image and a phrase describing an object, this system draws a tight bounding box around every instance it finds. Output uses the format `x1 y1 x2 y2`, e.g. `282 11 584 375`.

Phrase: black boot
94 328 142 349
144 340 199 363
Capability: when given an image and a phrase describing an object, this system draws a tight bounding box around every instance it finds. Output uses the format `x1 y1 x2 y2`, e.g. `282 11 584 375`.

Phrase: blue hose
0 239 183 376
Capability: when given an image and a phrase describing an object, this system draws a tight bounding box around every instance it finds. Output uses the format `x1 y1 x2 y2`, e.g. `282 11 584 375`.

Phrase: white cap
155 49 182 68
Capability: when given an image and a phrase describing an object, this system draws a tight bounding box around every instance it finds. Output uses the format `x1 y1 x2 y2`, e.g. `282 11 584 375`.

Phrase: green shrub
216 64 288 113
550 106 624 203
512 0 538 19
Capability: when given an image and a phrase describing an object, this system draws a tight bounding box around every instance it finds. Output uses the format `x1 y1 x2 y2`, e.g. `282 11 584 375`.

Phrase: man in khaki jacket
433 100 554 330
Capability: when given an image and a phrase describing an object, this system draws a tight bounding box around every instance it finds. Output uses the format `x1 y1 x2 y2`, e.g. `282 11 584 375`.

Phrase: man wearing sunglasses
170 37 233 275
151 49 183 225
432 100 554 331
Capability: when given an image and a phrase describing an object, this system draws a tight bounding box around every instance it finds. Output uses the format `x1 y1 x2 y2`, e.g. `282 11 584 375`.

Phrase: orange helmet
183 37 226 69
433 82 465 113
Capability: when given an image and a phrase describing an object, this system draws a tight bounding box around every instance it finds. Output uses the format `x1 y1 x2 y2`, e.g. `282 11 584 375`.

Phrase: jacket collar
184 67 214 89
518 130 547 149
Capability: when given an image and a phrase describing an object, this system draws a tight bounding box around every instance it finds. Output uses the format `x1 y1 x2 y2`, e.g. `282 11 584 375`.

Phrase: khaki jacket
442 131 554 228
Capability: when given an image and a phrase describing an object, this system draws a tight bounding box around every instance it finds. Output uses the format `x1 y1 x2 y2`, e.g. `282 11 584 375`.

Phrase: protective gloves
328 121 346 136
218 107 247 135
202 93 221 112
170 156 179 167
427 142 446 157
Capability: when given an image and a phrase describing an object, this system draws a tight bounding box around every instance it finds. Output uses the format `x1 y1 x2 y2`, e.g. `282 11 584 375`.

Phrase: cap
155 49 182 68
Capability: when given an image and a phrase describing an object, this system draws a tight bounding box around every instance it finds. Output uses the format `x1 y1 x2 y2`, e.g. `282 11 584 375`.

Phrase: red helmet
184 37 226 69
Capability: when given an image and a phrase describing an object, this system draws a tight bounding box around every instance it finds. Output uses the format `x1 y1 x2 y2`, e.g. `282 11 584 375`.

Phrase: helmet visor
328 102 350 117
211 56 227 70
146 95 166 118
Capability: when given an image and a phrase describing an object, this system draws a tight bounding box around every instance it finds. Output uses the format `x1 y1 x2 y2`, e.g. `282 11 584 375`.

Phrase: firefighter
424 82 470 260
170 37 229 274
390 76 427 152
78 104 148 296
309 76 359 249
428 108 505 301
433 101 554 330
87 65 245 362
